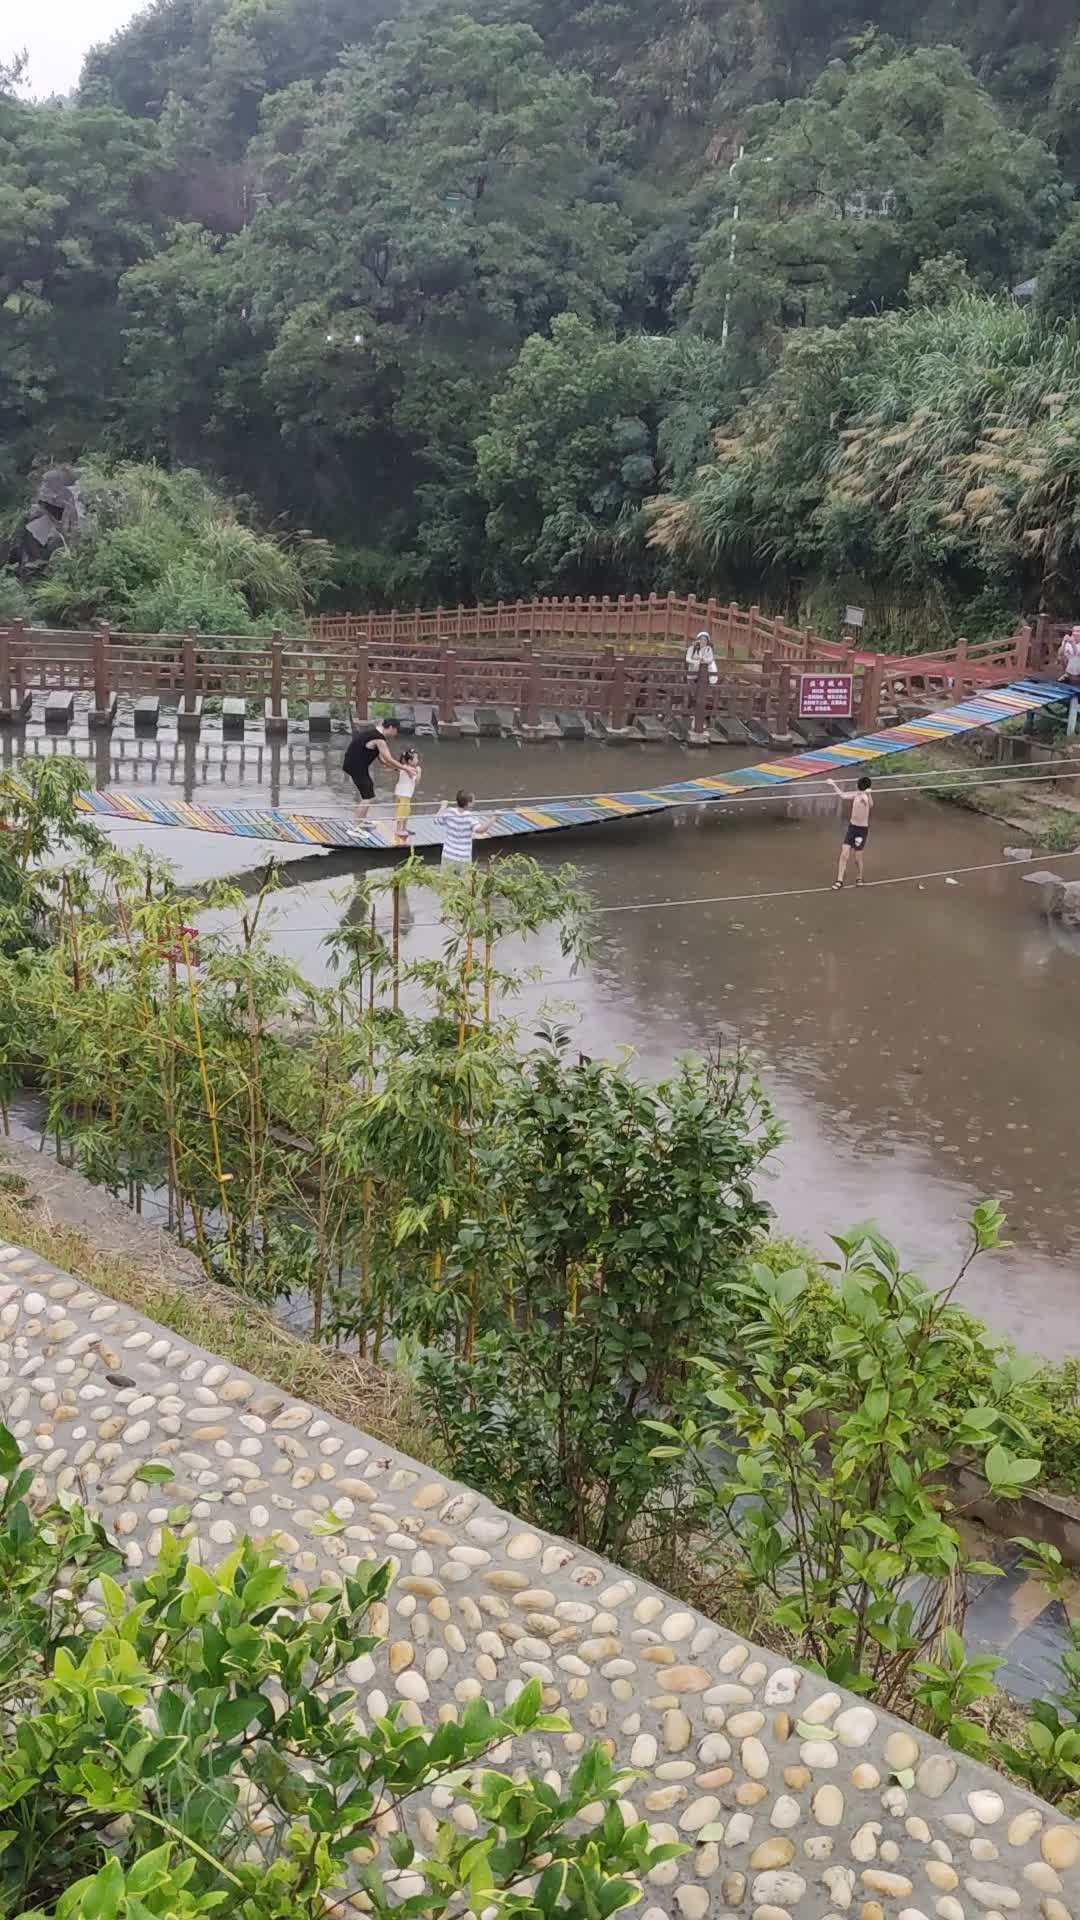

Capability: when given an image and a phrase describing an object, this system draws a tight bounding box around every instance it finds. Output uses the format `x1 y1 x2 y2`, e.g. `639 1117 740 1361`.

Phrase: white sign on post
844 606 865 629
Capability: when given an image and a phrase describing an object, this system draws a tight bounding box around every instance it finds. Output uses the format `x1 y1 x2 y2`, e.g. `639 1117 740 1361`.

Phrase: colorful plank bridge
73 680 1077 853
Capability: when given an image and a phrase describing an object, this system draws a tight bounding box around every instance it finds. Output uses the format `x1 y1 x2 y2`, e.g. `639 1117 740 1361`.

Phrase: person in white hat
685 629 718 689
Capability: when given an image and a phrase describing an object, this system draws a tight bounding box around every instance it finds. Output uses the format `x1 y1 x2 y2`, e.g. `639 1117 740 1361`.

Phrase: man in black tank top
343 718 403 820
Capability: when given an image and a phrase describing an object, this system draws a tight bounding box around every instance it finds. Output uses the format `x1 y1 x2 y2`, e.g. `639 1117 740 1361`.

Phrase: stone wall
1 1231 1077 1918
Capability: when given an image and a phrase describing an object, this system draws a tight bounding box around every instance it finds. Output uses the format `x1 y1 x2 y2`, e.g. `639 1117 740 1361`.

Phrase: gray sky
3 0 144 97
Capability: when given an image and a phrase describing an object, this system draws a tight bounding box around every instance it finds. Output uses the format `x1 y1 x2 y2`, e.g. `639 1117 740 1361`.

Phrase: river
9 721 1080 1359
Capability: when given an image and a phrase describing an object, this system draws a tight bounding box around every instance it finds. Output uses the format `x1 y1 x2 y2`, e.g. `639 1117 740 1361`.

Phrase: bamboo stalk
180 929 237 1275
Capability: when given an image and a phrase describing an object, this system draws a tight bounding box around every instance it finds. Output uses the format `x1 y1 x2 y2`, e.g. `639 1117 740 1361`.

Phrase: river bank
900 736 1080 850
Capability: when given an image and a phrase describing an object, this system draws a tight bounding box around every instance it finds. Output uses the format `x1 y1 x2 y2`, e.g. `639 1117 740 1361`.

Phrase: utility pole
720 145 745 353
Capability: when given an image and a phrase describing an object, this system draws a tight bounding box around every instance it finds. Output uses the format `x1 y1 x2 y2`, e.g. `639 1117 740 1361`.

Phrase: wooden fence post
9 619 24 707
267 629 287 736
774 663 791 737
692 661 709 738
1014 621 1032 677
953 634 969 693
747 603 758 657
89 623 115 728
354 641 370 722
859 657 883 728
610 653 628 732
178 629 201 734
522 642 541 731
441 646 457 725
760 648 775 727
726 603 738 665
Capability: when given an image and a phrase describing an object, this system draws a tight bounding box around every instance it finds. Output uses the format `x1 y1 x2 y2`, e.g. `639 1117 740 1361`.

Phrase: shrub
29 462 319 634
0 569 29 623
655 1209 1047 1703
418 1032 780 1558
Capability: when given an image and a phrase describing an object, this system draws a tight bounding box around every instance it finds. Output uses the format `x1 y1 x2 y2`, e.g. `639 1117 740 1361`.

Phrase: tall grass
30 460 320 633
652 295 1080 636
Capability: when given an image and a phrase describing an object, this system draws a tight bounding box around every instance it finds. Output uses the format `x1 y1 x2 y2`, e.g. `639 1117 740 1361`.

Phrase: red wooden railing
0 602 1039 735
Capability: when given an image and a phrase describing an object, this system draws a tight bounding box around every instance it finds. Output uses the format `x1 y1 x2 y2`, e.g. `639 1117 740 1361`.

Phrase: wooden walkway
73 680 1075 852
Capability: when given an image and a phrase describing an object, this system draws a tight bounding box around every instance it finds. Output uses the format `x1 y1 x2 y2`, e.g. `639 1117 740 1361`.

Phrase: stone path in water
2 1229 1078 1919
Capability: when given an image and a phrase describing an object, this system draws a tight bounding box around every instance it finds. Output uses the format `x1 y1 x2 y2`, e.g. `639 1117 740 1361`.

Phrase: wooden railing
313 593 825 657
0 605 1036 735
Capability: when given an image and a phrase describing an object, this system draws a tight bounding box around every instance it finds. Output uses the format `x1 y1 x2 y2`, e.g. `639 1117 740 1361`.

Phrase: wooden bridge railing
0 605 1036 735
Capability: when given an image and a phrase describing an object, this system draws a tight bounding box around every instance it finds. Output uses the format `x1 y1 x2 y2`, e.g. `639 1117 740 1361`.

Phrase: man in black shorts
828 774 873 889
343 717 404 822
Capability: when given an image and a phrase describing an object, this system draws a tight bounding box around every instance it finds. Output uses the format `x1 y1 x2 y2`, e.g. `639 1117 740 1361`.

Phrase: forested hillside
5 0 1080 636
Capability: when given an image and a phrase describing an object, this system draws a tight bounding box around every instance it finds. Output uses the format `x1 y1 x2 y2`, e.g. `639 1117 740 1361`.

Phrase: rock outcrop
17 466 84 573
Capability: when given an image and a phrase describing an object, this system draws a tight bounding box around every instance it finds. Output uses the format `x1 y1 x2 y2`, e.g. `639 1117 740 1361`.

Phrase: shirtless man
829 775 873 889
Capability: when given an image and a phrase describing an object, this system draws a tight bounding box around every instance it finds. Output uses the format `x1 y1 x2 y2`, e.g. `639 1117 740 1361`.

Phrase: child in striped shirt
435 790 489 865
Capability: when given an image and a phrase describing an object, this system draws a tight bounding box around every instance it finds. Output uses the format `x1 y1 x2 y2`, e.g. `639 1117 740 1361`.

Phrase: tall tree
476 313 730 592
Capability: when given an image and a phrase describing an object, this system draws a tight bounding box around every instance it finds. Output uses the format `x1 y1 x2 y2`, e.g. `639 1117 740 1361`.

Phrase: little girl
394 746 421 842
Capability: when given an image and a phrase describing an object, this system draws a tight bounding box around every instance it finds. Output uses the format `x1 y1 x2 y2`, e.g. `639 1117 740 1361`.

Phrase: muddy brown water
11 720 1080 1359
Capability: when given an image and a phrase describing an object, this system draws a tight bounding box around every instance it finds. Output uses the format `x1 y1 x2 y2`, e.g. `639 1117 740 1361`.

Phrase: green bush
749 1233 1080 1500
0 569 29 623
30 462 320 635
657 1209 1046 1704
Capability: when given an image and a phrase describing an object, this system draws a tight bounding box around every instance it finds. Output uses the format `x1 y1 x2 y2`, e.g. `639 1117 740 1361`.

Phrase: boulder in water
1050 879 1080 928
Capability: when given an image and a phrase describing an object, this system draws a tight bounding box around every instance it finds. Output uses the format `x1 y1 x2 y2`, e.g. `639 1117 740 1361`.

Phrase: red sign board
799 673 853 719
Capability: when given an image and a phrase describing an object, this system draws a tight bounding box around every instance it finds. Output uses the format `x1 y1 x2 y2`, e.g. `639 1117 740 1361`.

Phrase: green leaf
133 1462 175 1485
81 1856 124 1920
214 1694 269 1740
0 1425 19 1477
984 1443 1042 1491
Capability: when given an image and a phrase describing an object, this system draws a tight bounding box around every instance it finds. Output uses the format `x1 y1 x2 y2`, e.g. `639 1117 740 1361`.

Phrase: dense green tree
476 313 730 591
94 10 639 596
0 98 169 493
1 0 1080 622
80 0 400 154
118 222 270 475
1049 27 1080 182
690 46 1063 379
1038 209 1080 323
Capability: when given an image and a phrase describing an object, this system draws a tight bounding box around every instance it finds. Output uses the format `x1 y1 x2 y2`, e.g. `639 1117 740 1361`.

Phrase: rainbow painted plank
74 680 1076 852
